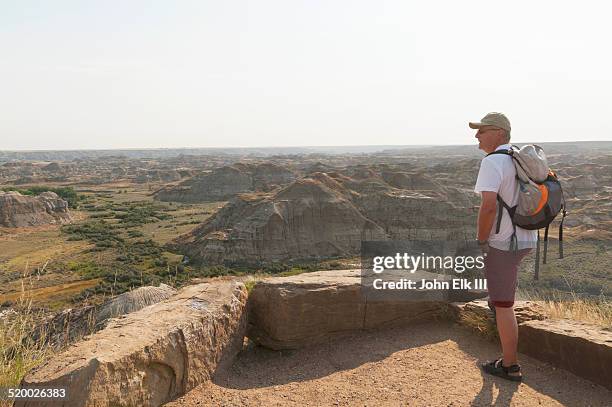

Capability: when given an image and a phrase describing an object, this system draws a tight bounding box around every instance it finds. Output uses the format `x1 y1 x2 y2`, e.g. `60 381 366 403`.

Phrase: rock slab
519 319 612 390
17 281 248 407
452 300 612 390
30 284 178 349
248 269 485 349
450 300 547 324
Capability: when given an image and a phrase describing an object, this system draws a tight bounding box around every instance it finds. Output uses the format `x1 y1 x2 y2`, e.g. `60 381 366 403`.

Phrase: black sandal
481 358 522 382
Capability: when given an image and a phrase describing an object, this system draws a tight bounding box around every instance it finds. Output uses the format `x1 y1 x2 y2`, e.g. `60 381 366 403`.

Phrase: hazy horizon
2 1 611 150
3 140 611 158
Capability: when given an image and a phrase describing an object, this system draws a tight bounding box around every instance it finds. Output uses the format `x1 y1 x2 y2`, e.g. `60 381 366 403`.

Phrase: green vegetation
0 290 53 397
57 199 179 297
518 239 612 298
55 198 233 298
127 230 144 238
63 221 124 246
112 203 171 227
220 259 348 276
244 280 258 293
1 186 79 208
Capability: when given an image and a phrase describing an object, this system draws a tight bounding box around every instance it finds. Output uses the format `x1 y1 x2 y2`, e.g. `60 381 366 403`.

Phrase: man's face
475 126 504 153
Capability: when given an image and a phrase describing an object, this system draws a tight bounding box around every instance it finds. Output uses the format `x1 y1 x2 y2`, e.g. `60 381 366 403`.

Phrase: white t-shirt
474 144 537 251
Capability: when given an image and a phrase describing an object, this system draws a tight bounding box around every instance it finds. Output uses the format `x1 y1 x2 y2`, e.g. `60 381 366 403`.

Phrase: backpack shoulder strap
486 149 512 157
484 149 519 251
495 195 516 234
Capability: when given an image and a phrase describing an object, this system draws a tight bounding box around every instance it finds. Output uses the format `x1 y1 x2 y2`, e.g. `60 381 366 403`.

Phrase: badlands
0 143 610 406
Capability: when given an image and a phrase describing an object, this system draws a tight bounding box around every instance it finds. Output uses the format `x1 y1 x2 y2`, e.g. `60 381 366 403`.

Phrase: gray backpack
487 145 567 279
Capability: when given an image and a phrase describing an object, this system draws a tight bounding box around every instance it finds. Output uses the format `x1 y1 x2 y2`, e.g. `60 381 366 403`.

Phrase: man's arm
477 191 498 242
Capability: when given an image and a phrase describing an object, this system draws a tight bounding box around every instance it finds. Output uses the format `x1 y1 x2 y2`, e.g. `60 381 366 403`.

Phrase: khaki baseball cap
469 112 511 136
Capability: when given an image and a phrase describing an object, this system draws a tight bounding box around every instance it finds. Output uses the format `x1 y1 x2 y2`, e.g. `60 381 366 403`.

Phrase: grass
459 289 612 344
517 238 612 298
0 229 87 272
0 279 101 305
457 307 498 341
244 280 258 293
520 288 612 328
0 272 55 406
541 298 612 328
517 238 611 328
0 307 50 388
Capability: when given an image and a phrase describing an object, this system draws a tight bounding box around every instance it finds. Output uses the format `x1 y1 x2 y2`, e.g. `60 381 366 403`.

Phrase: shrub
127 230 144 238
61 221 124 247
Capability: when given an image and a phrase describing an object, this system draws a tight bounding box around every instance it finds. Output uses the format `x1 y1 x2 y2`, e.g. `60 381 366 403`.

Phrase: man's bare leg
495 306 521 375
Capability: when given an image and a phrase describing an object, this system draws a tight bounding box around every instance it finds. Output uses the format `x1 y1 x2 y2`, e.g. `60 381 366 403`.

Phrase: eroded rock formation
154 162 297 202
29 284 178 348
170 170 477 264
0 191 72 227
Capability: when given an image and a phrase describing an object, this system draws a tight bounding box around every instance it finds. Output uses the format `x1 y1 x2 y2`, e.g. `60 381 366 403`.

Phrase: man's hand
478 239 490 256
477 191 498 243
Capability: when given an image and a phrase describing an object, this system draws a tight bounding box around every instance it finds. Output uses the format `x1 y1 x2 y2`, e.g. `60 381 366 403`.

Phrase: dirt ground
167 322 611 407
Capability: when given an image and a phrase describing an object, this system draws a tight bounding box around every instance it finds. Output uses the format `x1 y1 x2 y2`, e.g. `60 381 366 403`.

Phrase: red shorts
484 247 531 308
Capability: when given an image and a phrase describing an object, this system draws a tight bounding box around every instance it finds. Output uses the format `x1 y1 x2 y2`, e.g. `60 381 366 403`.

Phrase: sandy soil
167 322 610 407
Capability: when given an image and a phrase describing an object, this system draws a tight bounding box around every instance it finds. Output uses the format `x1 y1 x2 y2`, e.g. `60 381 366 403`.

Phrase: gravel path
167 322 611 406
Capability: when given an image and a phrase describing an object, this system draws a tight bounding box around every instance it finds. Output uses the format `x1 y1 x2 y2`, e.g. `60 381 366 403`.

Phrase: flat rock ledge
519 319 612 390
452 300 612 390
247 269 486 350
17 281 248 407
450 299 548 324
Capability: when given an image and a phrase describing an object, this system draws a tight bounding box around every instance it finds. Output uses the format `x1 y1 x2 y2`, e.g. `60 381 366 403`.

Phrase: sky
1 0 611 150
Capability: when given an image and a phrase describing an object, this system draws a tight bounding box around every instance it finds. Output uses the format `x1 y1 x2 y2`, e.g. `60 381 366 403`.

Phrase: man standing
469 112 537 382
